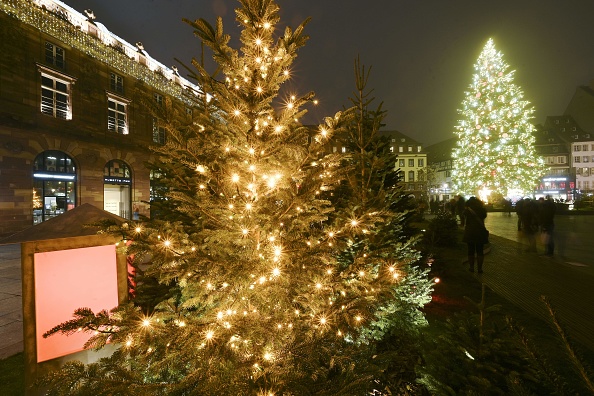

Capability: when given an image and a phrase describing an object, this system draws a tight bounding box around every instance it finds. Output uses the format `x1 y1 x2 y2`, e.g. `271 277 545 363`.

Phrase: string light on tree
451 38 545 201
41 1 433 395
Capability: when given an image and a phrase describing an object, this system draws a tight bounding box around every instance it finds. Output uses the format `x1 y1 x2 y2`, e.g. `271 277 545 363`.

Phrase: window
153 118 165 144
584 181 590 190
398 146 403 153
574 156 581 163
418 159 424 167
399 159 405 167
38 65 75 120
45 42 64 68
154 93 163 106
110 73 124 94
417 146 422 152
557 156 566 164
33 150 76 224
445 170 452 177
341 147 347 153
390 146 394 153
407 146 413 152
107 95 128 134
408 171 414 182
546 157 555 164
408 159 414 167
574 145 581 151
332 146 337 153
584 156 590 163
584 145 590 151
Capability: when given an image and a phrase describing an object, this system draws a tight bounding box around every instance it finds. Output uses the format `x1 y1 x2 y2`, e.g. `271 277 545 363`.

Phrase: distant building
424 137 456 203
0 0 200 238
380 131 427 200
533 116 575 201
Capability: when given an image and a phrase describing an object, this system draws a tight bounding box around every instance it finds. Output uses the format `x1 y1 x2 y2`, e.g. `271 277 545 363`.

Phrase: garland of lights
0 0 199 106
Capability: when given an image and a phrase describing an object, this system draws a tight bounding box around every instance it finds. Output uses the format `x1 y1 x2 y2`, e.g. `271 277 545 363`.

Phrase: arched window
104 160 132 219
32 150 77 224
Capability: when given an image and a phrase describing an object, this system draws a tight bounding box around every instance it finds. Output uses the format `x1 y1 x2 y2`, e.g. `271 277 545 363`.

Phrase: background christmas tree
41 1 432 394
451 39 545 201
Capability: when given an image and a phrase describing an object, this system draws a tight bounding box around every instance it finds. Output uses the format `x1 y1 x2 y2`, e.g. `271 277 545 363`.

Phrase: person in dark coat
463 196 488 273
540 196 556 256
521 198 538 252
515 198 524 231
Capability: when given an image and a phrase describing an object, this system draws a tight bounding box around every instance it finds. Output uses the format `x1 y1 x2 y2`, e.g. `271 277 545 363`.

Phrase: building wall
0 1 197 238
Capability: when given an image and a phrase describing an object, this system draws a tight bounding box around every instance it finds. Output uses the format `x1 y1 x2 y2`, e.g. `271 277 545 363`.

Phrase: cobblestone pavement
0 214 592 360
480 213 594 353
0 244 22 359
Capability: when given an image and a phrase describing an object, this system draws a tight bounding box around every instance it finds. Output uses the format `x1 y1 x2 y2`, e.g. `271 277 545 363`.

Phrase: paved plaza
0 213 593 360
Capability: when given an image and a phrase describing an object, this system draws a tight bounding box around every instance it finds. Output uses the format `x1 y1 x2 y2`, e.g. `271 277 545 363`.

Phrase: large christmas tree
451 39 545 200
41 1 432 394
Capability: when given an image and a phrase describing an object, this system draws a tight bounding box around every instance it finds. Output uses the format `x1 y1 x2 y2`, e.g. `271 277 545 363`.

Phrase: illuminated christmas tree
41 1 431 394
451 39 545 200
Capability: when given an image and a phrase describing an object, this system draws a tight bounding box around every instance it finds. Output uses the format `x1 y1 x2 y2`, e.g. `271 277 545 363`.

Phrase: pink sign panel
34 244 119 362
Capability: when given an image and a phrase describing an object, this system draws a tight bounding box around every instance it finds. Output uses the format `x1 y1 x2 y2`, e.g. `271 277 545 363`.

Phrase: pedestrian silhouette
463 196 489 273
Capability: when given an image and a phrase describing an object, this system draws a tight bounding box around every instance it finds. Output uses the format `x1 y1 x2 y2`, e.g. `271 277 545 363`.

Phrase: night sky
74 0 594 145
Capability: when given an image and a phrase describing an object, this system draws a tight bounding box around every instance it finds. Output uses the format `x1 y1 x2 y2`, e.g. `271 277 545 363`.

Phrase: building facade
424 137 456 203
0 0 199 238
380 131 427 200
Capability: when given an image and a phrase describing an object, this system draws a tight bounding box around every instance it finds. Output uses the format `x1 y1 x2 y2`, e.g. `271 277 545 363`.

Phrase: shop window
32 151 77 224
104 160 132 219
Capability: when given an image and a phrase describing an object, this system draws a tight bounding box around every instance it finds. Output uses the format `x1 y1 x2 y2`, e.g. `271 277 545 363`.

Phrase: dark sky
74 0 594 145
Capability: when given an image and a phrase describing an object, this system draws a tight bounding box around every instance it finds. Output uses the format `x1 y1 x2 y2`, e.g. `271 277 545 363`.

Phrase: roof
424 137 457 164
379 130 422 146
0 204 126 245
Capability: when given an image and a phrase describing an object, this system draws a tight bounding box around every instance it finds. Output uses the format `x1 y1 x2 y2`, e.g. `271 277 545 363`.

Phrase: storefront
32 150 77 224
103 160 132 219
535 176 575 202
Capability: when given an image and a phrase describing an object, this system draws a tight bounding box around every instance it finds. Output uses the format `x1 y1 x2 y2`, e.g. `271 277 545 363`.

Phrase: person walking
463 196 489 273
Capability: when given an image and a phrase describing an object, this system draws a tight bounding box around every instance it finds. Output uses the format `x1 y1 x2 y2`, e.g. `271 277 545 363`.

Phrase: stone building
0 0 200 238
380 130 427 200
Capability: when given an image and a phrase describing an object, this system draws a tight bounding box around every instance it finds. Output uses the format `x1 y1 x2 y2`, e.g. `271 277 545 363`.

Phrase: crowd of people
426 194 558 274
515 196 557 256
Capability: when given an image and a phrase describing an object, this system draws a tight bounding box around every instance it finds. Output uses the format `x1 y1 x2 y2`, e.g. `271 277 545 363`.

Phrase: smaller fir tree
39 1 432 395
451 39 545 200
